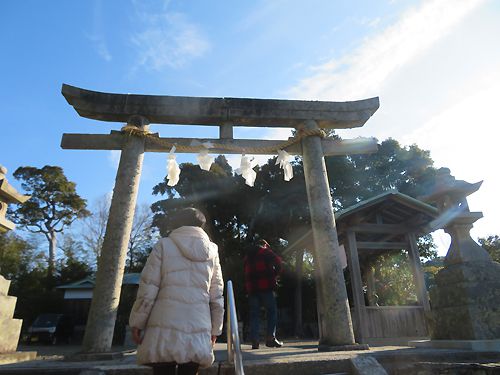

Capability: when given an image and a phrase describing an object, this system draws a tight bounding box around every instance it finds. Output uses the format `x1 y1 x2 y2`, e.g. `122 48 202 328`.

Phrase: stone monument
0 164 36 364
414 168 500 351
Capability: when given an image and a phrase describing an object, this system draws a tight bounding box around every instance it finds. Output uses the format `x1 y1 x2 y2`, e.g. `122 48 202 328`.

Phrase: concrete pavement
0 340 499 374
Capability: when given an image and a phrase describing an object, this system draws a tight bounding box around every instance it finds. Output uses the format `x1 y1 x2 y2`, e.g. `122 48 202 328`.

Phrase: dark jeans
249 290 277 342
152 362 199 375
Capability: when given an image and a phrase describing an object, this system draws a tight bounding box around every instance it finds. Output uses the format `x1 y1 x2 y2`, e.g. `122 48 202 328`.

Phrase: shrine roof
62 84 379 129
285 191 439 254
55 277 95 290
56 273 140 289
335 190 438 224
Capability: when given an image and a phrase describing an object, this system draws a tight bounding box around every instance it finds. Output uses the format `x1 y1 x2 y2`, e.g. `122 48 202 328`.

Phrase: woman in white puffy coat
129 208 224 375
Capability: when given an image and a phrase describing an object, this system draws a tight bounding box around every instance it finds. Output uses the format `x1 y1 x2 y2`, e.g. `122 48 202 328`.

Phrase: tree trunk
127 242 134 272
48 230 57 278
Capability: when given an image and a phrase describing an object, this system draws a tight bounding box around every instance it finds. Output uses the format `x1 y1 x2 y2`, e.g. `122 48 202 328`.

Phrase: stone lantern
0 165 29 233
0 164 36 364
417 168 500 350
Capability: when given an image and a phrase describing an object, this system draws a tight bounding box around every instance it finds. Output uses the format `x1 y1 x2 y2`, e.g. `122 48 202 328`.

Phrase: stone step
0 352 37 365
0 295 17 319
376 350 500 374
1 355 500 375
0 276 11 296
0 317 22 353
389 361 500 374
1 344 499 375
213 358 353 375
0 363 353 375
349 356 387 374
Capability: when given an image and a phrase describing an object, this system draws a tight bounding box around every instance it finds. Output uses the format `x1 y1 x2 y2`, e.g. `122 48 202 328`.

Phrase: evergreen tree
9 166 89 278
478 235 500 263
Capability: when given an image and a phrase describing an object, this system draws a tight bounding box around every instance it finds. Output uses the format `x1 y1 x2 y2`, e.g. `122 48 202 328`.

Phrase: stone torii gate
60 84 379 353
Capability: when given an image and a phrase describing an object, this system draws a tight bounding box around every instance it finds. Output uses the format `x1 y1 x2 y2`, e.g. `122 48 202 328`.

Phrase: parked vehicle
27 314 74 345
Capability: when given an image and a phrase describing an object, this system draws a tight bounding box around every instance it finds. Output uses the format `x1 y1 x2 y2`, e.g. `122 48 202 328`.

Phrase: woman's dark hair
169 208 206 230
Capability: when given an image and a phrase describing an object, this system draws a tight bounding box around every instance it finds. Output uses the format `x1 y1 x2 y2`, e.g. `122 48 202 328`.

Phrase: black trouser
152 362 199 375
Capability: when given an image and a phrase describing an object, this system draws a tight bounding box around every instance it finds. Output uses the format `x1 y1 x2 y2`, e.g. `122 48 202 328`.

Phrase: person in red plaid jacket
244 239 283 349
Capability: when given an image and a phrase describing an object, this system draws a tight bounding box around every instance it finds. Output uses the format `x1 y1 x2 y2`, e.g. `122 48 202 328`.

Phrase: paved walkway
10 340 401 364
1 340 499 374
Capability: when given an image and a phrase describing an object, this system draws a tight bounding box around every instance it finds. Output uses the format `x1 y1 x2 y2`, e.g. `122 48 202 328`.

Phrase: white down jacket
129 226 224 367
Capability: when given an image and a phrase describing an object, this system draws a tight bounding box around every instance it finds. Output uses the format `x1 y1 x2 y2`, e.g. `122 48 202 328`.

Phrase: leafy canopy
10 166 90 234
478 235 500 263
326 138 437 209
150 137 442 311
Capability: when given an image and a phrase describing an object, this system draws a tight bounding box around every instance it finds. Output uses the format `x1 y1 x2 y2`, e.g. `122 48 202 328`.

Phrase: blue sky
2 0 499 255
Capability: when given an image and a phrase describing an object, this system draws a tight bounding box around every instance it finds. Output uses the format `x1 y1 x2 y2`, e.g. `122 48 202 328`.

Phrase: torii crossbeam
61 84 379 353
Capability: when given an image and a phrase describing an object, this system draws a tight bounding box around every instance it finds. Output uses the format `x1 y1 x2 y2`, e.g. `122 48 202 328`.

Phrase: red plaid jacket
244 245 282 294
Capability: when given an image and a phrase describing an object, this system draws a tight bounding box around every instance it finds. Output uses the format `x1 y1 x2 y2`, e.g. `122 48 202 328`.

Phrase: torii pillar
81 116 149 352
301 120 357 348
60 84 379 352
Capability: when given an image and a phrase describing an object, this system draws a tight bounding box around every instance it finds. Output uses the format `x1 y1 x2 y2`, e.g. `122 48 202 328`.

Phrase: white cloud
280 0 495 256
97 43 112 62
87 0 112 62
131 7 210 71
358 16 382 28
87 34 112 62
287 0 486 101
236 0 287 32
403 74 500 242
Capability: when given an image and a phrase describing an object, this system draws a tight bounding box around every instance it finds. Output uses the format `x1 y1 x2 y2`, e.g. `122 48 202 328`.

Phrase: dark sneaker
265 337 283 348
251 341 260 349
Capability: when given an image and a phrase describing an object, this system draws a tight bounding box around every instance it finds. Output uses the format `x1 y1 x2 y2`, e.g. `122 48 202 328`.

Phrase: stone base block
0 317 22 353
429 261 500 340
0 351 37 365
0 294 16 319
409 339 500 352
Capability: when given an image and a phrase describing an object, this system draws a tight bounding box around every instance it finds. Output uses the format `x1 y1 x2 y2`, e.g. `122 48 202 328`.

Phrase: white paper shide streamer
166 146 180 186
276 150 293 181
235 154 257 187
197 148 214 171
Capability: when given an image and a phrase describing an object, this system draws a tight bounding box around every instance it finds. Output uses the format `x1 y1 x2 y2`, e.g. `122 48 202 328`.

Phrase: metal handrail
226 280 244 375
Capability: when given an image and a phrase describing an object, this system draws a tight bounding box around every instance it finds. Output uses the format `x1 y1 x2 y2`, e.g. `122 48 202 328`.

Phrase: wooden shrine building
288 190 439 344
